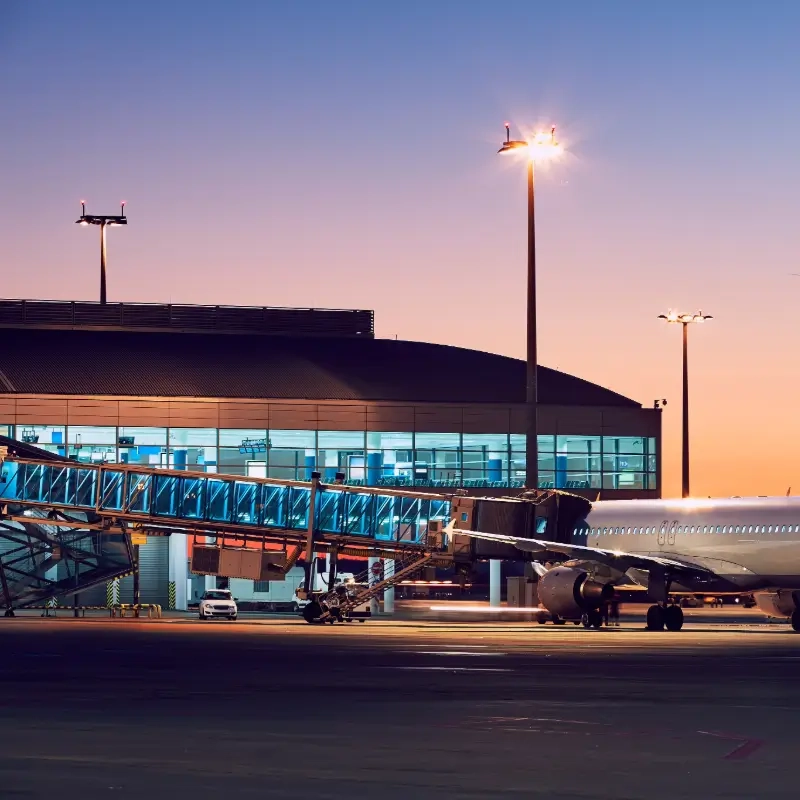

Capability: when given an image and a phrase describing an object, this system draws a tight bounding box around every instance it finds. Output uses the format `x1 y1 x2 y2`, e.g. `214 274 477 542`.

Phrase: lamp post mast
526 158 538 492
658 311 712 499
681 321 689 499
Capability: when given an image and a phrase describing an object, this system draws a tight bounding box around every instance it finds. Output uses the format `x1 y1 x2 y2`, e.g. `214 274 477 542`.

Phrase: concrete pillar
204 535 216 591
168 532 188 611
489 559 502 607
384 559 395 614
368 556 380 615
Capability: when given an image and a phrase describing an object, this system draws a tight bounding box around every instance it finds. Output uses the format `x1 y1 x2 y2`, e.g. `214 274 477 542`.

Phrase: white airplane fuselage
580 496 800 595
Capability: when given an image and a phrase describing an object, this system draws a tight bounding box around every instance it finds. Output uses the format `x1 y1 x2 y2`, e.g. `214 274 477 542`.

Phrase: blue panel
154 475 178 517
126 474 152 514
73 468 98 508
373 494 398 541
173 449 188 470
99 470 125 511
304 455 316 481
316 490 344 534
261 485 288 528
487 458 502 483
555 455 567 489
343 492 373 536
234 481 258 525
206 478 233 523
179 477 205 519
287 487 310 529
398 497 422 544
366 453 382 487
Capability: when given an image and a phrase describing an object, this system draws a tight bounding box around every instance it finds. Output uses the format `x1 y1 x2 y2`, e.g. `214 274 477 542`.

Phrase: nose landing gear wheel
646 604 665 631
664 604 684 631
791 609 800 632
302 601 323 624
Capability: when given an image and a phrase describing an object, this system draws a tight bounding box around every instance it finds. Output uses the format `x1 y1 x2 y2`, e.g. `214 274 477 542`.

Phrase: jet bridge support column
489 560 502 607
384 559 395 614
368 556 381 615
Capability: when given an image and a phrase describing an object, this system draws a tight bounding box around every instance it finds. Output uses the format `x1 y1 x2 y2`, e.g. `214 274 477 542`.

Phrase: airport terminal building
0 300 662 606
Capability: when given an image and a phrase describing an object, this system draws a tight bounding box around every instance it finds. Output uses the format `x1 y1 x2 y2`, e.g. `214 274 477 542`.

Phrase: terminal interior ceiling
2 426 657 492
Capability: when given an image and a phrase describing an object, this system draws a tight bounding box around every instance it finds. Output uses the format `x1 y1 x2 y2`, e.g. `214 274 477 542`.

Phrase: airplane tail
788 486 792 497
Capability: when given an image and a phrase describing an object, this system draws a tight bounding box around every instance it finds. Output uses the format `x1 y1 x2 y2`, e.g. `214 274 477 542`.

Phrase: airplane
445 495 800 632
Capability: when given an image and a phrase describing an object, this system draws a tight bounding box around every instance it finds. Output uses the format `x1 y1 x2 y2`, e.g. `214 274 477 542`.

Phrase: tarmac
0 609 797 799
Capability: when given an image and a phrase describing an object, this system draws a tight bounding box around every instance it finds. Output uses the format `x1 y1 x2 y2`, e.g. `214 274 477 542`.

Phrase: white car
198 589 238 621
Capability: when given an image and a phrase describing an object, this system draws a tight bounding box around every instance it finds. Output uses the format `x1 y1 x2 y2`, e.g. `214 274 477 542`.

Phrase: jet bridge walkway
0 450 454 611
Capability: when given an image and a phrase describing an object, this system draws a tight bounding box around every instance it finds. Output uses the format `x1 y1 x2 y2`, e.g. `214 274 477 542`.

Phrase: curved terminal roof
0 329 640 406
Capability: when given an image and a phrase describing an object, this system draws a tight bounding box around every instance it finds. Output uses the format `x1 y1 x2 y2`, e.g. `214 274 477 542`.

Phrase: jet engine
753 590 798 619
537 566 614 619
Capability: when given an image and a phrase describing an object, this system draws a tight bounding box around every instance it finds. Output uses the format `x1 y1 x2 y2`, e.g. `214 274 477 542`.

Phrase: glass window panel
462 448 509 487
366 431 412 449
267 450 304 481
557 435 601 453
15 424 65 446
461 433 508 449
169 428 217 446
68 425 117 445
602 472 647 490
318 430 365 449
73 445 118 464
602 454 644 472
219 429 267 447
413 447 460 486
510 434 554 452
166 446 218 473
119 427 167 446
647 455 657 472
414 433 460 449
218 448 259 478
537 471 556 489
602 436 645 454
269 429 315 449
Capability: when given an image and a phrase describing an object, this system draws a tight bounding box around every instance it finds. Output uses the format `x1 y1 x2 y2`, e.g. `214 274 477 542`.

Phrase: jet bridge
0 439 592 615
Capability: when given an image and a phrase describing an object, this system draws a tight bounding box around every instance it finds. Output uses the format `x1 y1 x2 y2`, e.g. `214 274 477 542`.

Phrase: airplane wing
445 523 713 577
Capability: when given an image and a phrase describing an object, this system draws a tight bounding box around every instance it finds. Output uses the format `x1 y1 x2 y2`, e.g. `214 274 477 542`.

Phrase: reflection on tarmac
0 613 797 800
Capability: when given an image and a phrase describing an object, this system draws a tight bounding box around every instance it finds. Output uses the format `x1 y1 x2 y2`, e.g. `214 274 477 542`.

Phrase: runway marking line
697 730 765 760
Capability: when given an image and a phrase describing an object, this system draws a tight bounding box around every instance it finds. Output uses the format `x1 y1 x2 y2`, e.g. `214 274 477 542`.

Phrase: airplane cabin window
781 525 786 533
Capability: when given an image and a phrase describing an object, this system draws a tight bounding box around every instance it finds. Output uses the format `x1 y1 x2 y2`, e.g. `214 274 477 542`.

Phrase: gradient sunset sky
2 1 800 498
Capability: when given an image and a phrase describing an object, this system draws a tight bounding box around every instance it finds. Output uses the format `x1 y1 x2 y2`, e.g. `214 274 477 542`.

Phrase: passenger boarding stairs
316 550 434 621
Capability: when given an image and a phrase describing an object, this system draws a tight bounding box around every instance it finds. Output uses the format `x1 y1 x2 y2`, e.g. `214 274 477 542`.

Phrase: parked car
199 589 238 621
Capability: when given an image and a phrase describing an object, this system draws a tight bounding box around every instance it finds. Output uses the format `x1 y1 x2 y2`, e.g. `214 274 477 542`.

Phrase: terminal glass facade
3 425 657 491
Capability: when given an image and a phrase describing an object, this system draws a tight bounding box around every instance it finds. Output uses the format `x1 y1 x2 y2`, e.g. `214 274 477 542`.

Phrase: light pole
657 311 712 498
76 201 128 304
498 123 562 491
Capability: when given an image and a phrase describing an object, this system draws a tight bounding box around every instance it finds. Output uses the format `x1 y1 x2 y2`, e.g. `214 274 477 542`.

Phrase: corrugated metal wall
119 537 169 606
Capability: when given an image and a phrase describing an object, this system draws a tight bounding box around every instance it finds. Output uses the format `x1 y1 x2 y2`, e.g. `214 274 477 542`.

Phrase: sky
2 0 800 498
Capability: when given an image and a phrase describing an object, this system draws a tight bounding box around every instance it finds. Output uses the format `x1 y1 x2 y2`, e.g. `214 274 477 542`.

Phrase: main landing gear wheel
791 609 800 632
646 604 665 631
582 610 603 629
551 615 566 626
3 609 15 618
664 605 684 632
302 601 322 624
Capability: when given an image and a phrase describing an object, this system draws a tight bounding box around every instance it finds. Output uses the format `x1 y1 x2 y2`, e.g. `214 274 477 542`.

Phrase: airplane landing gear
646 604 665 631
664 604 684 631
582 609 603 629
791 609 800 633
646 603 684 631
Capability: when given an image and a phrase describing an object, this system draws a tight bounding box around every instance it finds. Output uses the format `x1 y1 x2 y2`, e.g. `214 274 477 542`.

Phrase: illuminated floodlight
497 122 562 161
